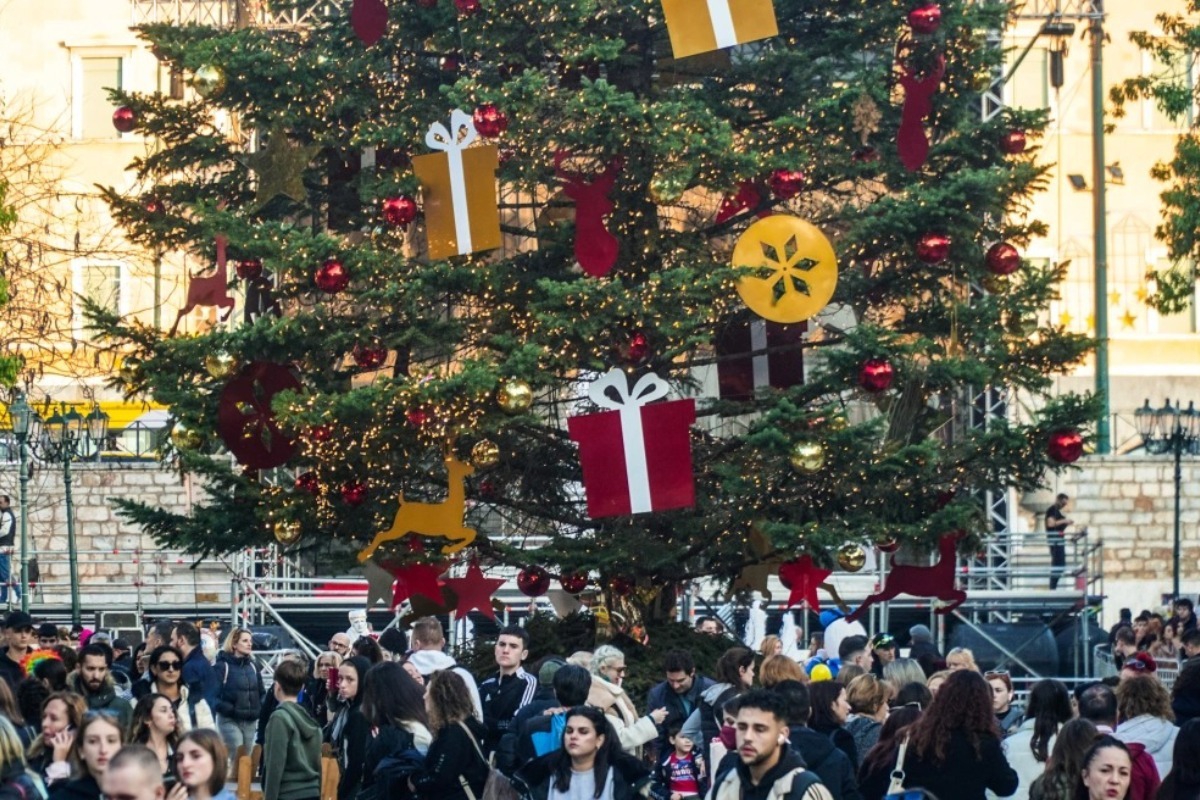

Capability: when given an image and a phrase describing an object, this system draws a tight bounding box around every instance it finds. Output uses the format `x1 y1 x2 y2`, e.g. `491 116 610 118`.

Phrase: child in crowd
654 722 707 800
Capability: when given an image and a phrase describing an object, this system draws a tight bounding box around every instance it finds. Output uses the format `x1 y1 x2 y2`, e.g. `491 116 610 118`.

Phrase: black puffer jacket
790 725 862 800
216 652 263 722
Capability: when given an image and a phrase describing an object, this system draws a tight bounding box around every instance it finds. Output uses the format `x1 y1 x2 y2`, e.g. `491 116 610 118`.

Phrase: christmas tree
92 0 1097 621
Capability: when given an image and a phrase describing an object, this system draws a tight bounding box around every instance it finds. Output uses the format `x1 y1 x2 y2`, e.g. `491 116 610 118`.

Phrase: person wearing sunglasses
868 635 897 680
132 648 199 736
587 645 667 758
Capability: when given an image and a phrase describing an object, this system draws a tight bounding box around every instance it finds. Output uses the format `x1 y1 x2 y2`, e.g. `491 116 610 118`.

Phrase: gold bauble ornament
836 542 867 572
497 379 533 414
982 274 1007 294
649 170 689 204
204 351 239 380
733 215 839 324
273 520 302 546
471 439 501 469
789 440 826 473
170 424 202 451
191 65 226 98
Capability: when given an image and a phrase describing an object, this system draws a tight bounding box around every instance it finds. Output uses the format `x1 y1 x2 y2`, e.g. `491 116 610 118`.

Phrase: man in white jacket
405 616 483 721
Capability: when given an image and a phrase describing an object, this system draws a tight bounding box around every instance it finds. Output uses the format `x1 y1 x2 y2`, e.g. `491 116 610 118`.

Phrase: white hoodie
1115 714 1178 779
406 650 483 721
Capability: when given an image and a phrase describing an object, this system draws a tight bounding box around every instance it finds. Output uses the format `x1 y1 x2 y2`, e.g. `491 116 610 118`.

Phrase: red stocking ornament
554 151 623 277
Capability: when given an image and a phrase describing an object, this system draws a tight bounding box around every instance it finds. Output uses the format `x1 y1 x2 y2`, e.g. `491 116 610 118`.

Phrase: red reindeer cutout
171 234 235 335
847 530 966 622
554 151 623 277
896 39 946 172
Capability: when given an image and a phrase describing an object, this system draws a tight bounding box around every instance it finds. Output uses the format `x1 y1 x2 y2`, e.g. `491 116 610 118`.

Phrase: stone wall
0 462 231 612
1025 454 1200 622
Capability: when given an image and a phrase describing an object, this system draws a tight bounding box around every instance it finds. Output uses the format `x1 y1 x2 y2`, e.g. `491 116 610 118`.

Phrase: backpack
457 722 519 800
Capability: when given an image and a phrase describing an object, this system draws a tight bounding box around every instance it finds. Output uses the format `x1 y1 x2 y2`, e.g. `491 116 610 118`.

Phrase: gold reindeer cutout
358 454 477 561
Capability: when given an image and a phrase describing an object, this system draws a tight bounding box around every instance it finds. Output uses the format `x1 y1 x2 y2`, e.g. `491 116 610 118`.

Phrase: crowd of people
0 603 1197 800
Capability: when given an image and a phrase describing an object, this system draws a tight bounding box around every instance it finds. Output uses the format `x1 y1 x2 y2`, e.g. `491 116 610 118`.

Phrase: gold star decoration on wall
244 127 320 210
1120 308 1138 329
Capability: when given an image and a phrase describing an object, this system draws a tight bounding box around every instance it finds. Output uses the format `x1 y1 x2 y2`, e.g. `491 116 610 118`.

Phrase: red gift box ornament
567 369 697 519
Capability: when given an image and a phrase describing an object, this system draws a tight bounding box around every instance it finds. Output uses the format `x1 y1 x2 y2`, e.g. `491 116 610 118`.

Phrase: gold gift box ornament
660 0 779 60
412 109 502 260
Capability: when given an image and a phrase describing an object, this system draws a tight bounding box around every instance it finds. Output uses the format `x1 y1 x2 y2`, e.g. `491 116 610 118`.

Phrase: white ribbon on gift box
705 0 739 49
424 109 478 255
588 369 671 514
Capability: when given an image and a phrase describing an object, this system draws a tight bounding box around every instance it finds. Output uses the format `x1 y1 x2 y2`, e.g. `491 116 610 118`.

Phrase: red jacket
1125 741 1161 800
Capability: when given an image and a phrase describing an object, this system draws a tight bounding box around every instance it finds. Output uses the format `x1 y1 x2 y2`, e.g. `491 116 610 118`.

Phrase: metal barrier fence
1093 644 1180 690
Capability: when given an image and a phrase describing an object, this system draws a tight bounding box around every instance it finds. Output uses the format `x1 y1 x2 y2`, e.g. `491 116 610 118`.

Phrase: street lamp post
40 403 108 626
1134 399 1200 600
8 393 40 612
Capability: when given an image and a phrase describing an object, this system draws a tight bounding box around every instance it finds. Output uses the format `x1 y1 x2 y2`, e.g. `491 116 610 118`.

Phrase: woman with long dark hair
1029 719 1098 800
857 705 922 800
512 705 652 800
893 669 1017 800
809 681 858 767
327 656 370 800
409 671 488 800
1076 735 1132 800
130 694 179 780
358 662 432 800
1156 718 1200 800
1004 679 1073 795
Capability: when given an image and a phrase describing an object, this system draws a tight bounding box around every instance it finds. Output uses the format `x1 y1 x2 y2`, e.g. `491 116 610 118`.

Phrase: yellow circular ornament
204 351 239 380
170 423 202 451
733 215 838 323
497 379 533 414
471 439 501 469
789 440 826 473
273 520 302 546
836 542 867 572
191 65 226 99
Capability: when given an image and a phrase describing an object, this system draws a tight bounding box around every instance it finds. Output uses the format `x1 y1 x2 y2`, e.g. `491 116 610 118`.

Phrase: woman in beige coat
587 645 667 756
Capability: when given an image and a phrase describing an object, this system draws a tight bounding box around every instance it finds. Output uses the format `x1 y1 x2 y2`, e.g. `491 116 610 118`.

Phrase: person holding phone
171 729 235 800
27 692 87 786
303 653 340 725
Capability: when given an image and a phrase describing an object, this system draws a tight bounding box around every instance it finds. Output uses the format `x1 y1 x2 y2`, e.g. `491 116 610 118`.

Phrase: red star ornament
389 563 446 610
779 556 832 611
443 562 505 620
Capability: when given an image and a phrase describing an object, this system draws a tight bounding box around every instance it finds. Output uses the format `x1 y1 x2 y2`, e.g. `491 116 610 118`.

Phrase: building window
75 264 122 337
75 56 124 139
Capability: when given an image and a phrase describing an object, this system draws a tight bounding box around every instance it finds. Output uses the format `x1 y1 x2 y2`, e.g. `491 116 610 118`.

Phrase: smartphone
327 666 339 695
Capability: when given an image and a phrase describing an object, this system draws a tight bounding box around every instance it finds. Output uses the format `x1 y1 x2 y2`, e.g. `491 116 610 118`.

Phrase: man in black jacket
478 624 538 756
773 680 861 800
502 664 592 772
0 610 34 690
647 650 715 762
1172 630 1200 725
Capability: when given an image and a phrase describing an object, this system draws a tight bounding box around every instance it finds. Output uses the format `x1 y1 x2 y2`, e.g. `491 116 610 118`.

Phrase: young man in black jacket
773 680 861 800
478 624 538 756
709 690 833 800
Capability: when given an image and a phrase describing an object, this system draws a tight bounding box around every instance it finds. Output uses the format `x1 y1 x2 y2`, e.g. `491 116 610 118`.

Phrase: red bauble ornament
382 196 417 227
315 259 350 293
236 258 263 280
768 169 806 200
406 408 430 427
859 358 896 392
144 197 164 214
353 345 388 369
295 471 321 495
560 572 588 594
908 3 942 34
341 482 368 505
1000 129 1027 155
472 103 508 138
112 106 137 133
619 332 650 365
608 575 635 597
454 0 480 13
915 232 951 264
310 424 333 442
985 242 1022 276
516 566 551 597
440 54 461 72
1048 429 1084 464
